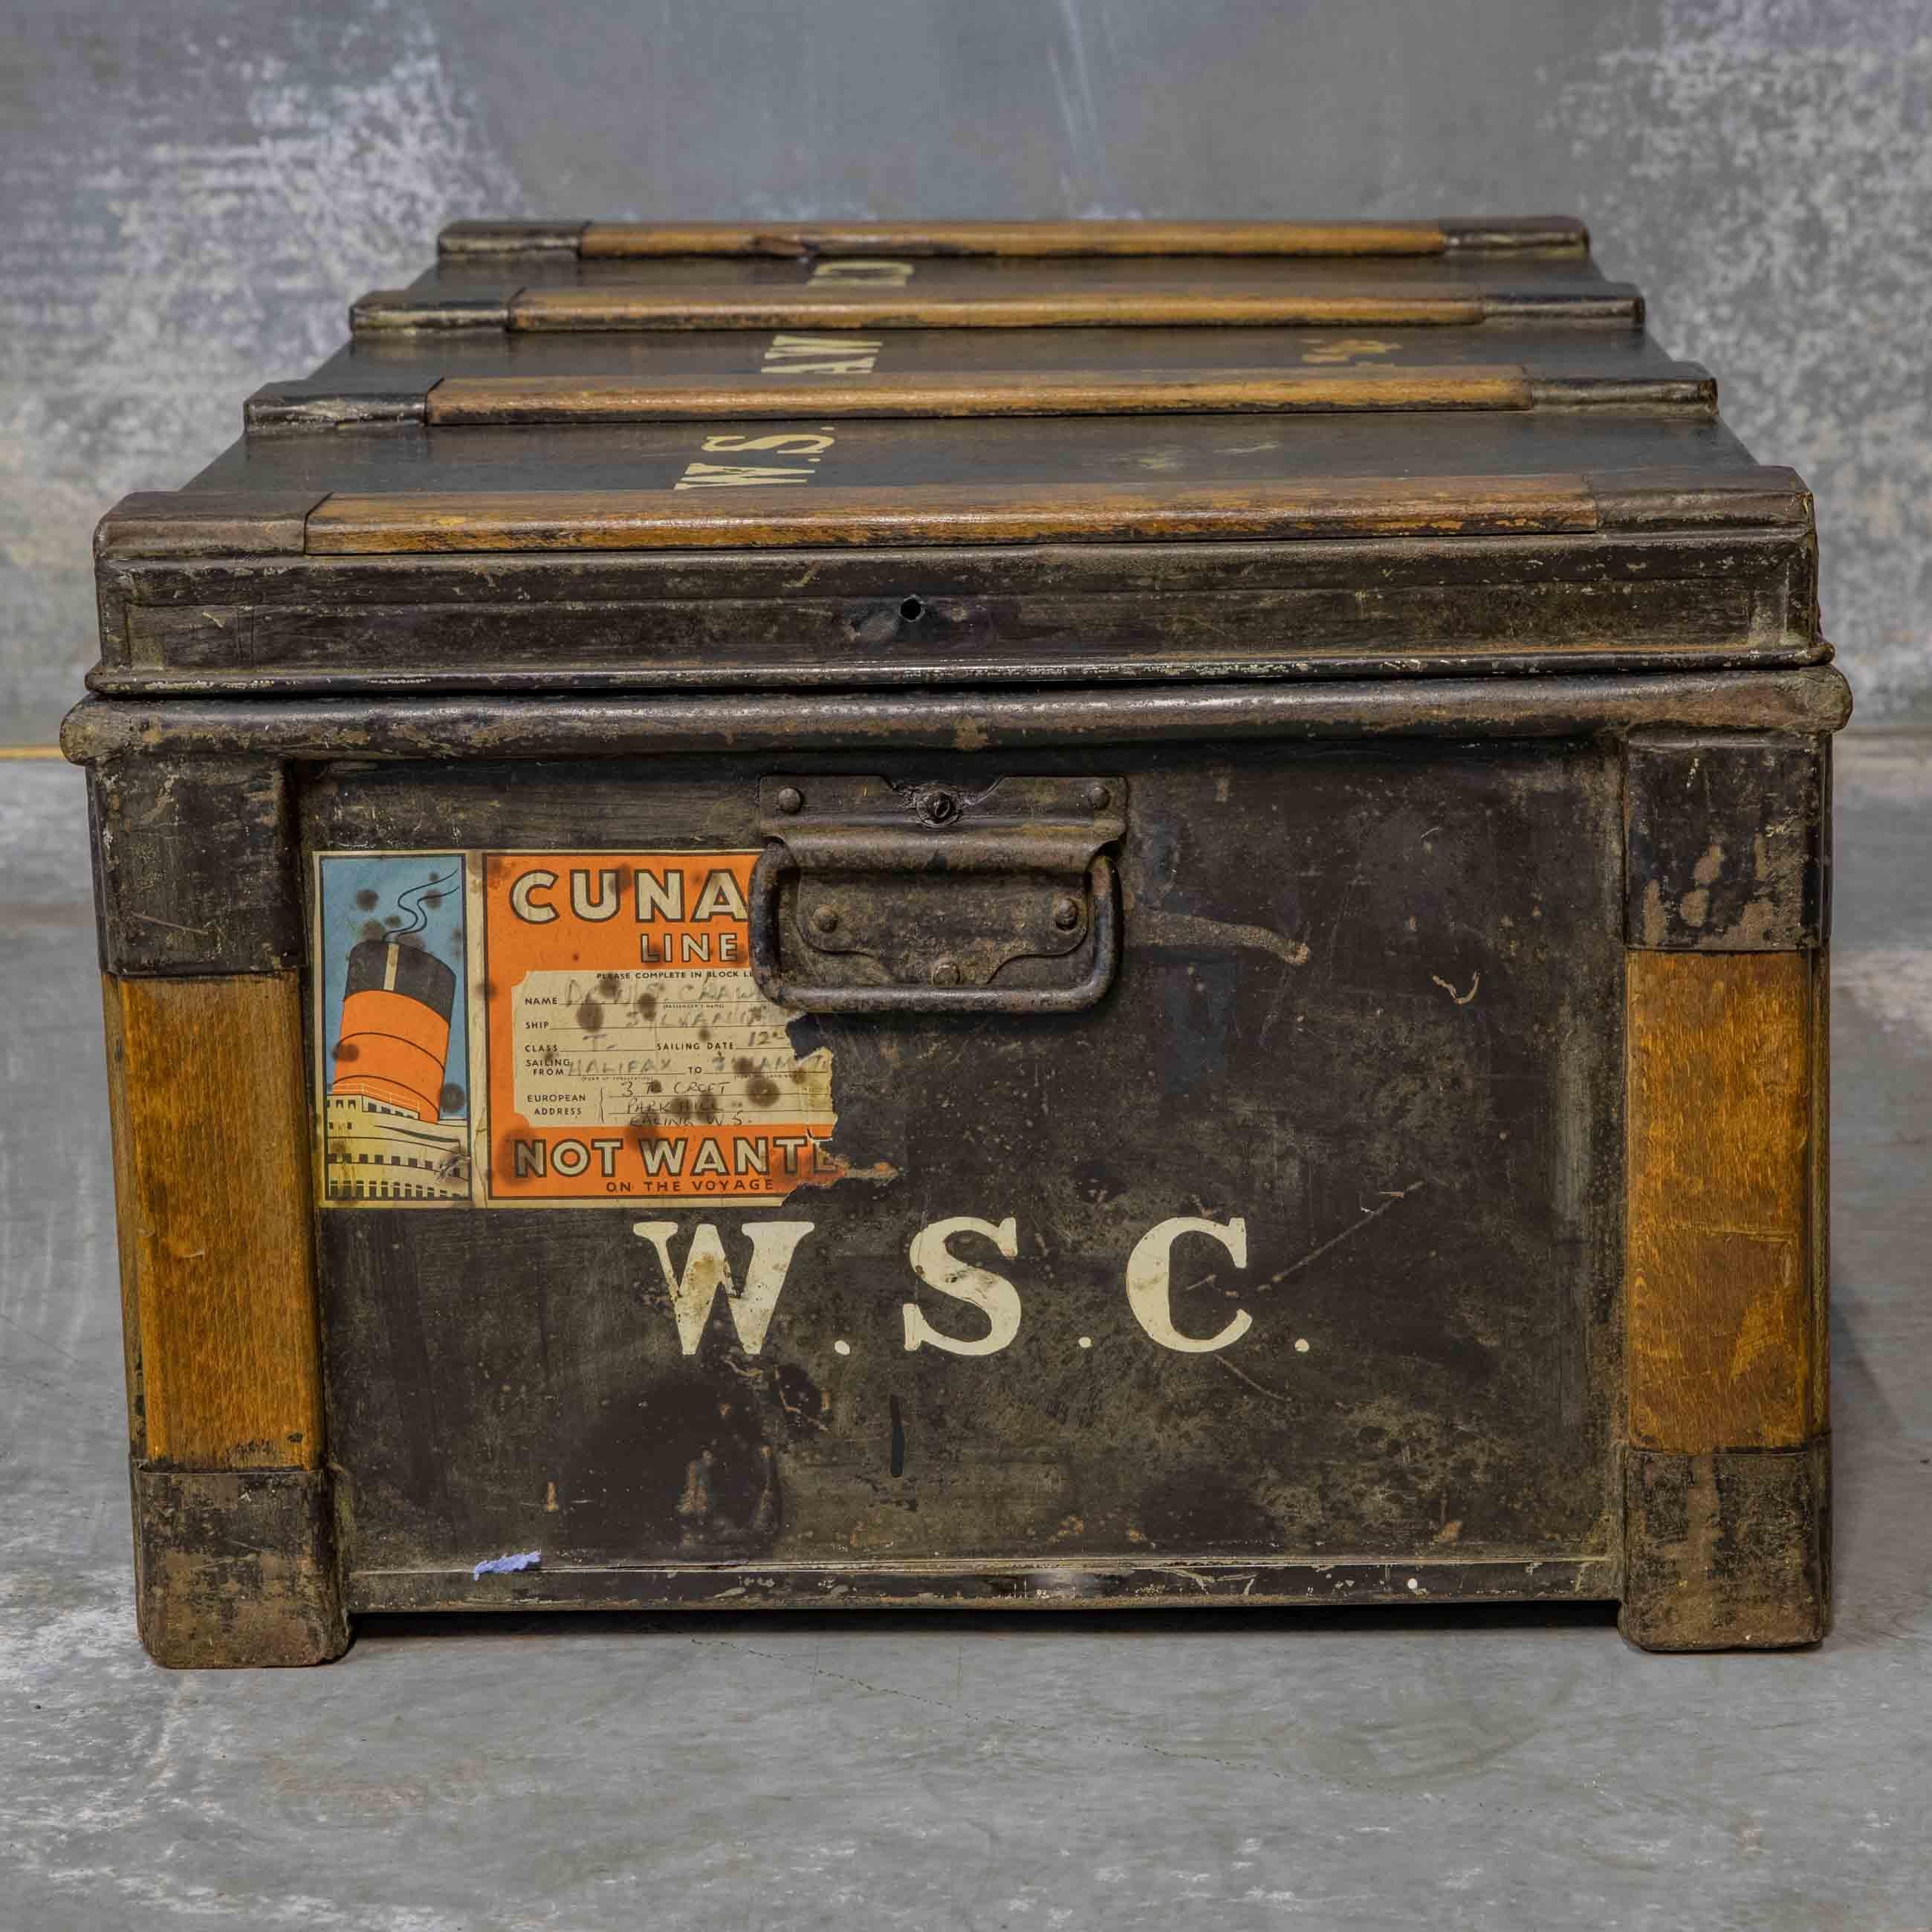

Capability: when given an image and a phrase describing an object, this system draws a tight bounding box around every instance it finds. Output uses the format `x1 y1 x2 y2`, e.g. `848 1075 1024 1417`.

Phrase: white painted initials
699 432 837 457
673 463 813 489
762 331 882 376
808 259 914 286
1124 1216 1253 1354
903 1215 1022 1357
632 1220 816 1355
672 431 838 492
626 1213 1277 1360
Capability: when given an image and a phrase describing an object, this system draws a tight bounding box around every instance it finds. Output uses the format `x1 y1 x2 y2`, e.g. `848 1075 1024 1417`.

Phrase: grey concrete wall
3 0 1926 742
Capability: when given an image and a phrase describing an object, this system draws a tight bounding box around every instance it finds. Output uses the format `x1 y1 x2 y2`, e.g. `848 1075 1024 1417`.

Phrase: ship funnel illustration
331 938 457 1121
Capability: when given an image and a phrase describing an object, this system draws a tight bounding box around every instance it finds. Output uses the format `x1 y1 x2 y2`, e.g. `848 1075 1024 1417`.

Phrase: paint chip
1077 1336 1093 1349
833 1339 851 1356
473 1550 542 1579
1405 1576 1422 1593
1294 1338 1312 1355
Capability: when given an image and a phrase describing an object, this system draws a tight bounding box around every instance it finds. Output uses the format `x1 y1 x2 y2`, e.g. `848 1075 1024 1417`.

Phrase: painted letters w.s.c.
632 1213 1259 1359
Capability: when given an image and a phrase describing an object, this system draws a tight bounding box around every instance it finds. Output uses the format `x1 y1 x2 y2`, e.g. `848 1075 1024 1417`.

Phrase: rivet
809 905 841 936
930 958 962 986
1051 895 1082 930
1084 782 1111 810
775 786 804 814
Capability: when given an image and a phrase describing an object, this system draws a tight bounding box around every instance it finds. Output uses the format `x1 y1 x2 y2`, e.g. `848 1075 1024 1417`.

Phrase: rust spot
746 1074 779 1107
695 1092 720 1124
333 1040 360 1062
788 1156 898 1192
635 991 658 1021
576 997 603 1034
358 919 386 943
667 1096 693 1124
595 973 622 999
438 1082 466 1112
697 1024 711 1042
1639 880 1670 948
353 888 379 910
733 1056 754 1075
766 1362 825 1431
646 1078 662 1094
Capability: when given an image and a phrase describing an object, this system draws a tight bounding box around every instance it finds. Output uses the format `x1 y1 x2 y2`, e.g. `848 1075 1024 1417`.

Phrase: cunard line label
480 852 837 1204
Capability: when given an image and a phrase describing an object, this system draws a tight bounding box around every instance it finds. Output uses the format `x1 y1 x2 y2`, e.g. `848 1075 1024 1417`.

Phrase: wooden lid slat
424 366 1538 423
305 476 1602 554
438 216 1590 259
578 218 1453 259
505 286 1494 331
354 282 1641 335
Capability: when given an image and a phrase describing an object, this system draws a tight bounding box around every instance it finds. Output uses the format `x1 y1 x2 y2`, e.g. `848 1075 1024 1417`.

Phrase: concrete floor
2 742 1927 1932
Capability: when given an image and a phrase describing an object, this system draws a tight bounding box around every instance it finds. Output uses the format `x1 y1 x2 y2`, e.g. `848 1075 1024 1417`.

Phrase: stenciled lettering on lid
806 257 915 286
761 331 884 376
673 429 838 491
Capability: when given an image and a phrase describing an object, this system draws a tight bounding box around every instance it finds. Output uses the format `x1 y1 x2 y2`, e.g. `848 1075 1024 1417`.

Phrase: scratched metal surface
3 746 1929 1928
4 0 1930 744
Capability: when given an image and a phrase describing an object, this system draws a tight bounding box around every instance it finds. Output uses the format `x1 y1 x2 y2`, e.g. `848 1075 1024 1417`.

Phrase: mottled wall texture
2 0 1926 741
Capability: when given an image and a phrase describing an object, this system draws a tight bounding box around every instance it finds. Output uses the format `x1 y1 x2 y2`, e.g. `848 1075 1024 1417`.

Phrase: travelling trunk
65 216 1845 1665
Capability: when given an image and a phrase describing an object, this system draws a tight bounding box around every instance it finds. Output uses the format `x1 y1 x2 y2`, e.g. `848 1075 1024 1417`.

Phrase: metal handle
750 845 1120 1017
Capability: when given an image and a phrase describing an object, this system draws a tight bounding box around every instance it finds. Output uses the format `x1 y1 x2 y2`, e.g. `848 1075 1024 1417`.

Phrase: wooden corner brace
103 972 346 1667
1619 943 1829 1650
